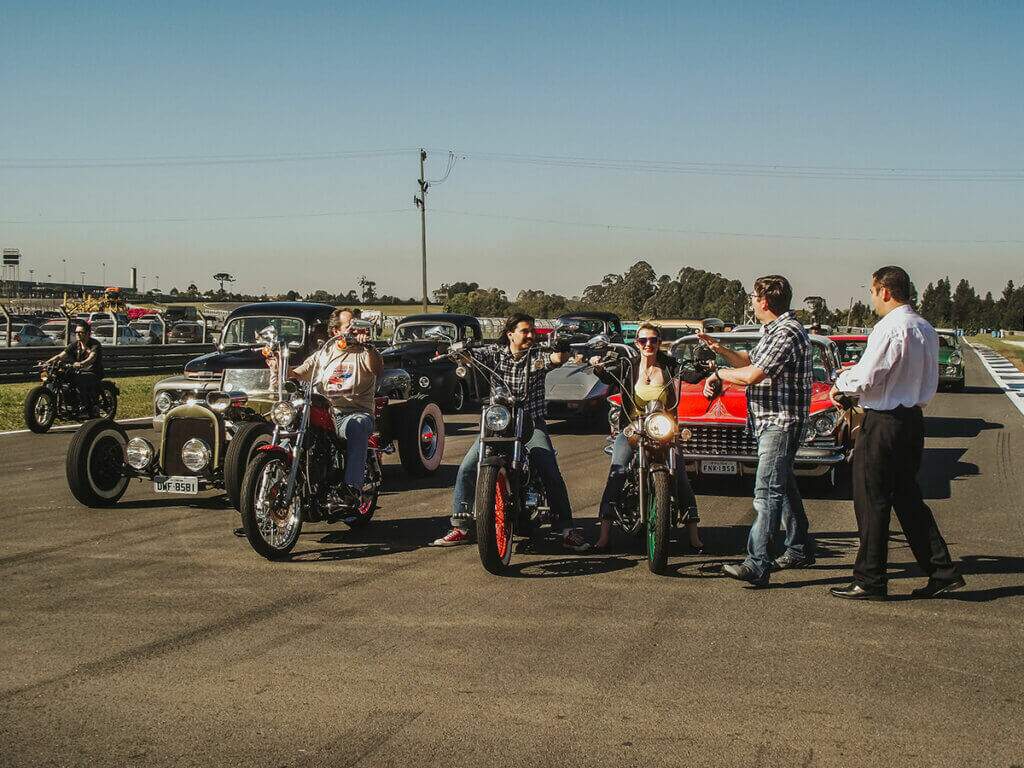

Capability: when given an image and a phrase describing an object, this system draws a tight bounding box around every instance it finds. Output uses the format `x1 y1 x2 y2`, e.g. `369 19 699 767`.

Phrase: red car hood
676 380 834 424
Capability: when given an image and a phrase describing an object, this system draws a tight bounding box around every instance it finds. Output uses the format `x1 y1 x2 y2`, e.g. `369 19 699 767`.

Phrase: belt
868 404 921 417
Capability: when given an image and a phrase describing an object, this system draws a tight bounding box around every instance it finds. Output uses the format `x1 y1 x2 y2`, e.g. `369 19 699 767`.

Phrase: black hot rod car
65 302 445 508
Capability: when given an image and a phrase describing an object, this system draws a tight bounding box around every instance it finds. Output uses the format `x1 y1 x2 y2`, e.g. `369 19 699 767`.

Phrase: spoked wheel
65 419 130 506
24 387 56 433
646 470 672 575
475 464 514 575
447 382 465 413
96 383 118 420
240 452 303 560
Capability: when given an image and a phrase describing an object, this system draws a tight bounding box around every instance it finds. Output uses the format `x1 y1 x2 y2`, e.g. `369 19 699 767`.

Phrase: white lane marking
0 417 153 437
969 343 1024 420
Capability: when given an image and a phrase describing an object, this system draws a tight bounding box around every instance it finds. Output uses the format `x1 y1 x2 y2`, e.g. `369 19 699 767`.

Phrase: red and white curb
0 416 153 438
969 343 1024 419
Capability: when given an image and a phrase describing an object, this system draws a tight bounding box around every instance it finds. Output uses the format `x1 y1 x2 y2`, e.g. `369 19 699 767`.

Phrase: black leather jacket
595 351 707 430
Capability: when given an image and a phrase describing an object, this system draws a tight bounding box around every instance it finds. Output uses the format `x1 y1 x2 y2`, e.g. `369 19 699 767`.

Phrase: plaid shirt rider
746 311 812 436
473 345 554 422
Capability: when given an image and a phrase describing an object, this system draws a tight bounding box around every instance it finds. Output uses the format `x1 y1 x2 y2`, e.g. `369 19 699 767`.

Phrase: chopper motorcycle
24 359 118 433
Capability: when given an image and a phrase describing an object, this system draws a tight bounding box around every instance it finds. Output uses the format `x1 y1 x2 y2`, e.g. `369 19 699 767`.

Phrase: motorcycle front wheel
96 382 118 420
646 470 672 575
240 452 304 560
475 464 514 575
24 386 56 433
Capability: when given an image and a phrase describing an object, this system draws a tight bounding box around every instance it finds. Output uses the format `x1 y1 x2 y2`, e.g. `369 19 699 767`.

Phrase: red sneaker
431 527 473 547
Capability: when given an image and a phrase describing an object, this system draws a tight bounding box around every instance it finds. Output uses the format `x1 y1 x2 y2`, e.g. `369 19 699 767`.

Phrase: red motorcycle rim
494 470 510 559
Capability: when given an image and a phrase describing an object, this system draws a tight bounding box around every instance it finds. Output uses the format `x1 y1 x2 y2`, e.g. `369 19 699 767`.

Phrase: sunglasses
636 337 660 346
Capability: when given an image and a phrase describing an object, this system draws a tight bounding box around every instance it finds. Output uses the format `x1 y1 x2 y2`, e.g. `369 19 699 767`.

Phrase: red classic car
830 334 869 368
613 332 851 489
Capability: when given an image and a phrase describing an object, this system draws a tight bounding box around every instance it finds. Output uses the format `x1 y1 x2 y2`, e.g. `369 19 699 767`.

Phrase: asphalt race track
2 348 1022 768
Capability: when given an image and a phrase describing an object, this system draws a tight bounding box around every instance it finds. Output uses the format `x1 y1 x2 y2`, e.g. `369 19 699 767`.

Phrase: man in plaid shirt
430 313 589 552
698 275 816 586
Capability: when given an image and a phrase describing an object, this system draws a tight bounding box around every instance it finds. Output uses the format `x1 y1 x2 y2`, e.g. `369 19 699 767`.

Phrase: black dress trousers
852 406 958 590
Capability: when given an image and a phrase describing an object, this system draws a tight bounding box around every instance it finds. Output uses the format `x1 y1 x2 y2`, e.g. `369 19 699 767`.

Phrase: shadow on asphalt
285 514 444 561
959 385 1009 395
114 493 234 511
505 556 637 578
381 463 459 493
924 416 1003 438
919 448 979 499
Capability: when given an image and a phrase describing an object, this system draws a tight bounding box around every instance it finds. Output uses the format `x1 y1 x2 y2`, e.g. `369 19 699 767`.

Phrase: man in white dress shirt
828 266 963 600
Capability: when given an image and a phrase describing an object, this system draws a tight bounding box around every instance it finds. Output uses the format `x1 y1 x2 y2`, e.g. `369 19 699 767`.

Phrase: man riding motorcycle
431 312 589 552
268 307 382 502
41 321 104 417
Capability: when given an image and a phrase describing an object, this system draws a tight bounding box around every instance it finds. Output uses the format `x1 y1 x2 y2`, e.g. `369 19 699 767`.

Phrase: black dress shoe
233 527 246 538
722 563 769 588
772 552 816 571
911 576 966 598
830 582 887 601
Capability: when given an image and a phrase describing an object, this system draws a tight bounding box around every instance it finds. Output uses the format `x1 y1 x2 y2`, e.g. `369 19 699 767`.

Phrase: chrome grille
683 424 756 457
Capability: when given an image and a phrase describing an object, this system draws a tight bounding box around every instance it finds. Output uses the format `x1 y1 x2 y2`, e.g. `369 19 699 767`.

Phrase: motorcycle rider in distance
590 322 704 552
431 313 589 551
40 320 104 417
267 307 382 502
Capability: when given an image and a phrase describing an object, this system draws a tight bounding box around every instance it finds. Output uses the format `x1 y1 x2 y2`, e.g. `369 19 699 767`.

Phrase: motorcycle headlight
125 437 154 470
950 353 962 366
155 392 174 413
181 438 211 471
40 370 48 381
484 405 511 432
271 400 297 428
644 412 678 442
455 365 468 378
813 410 839 437
418 376 431 389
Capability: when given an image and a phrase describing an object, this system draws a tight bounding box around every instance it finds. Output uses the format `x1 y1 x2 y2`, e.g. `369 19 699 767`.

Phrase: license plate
700 460 739 475
154 476 199 494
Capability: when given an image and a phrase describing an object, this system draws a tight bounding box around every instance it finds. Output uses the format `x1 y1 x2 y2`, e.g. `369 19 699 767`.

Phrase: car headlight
181 438 211 471
643 412 678 442
813 411 839 436
271 400 297 428
418 376 431 389
950 353 962 366
125 437 154 470
155 392 174 413
484 405 511 432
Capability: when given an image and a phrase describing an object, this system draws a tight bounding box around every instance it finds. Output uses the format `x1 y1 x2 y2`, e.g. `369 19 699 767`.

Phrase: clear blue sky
2 1 1022 308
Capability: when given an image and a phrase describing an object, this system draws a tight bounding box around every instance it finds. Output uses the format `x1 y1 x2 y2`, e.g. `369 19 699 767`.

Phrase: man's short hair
752 275 793 315
872 266 911 303
74 321 91 335
503 312 535 339
330 307 354 330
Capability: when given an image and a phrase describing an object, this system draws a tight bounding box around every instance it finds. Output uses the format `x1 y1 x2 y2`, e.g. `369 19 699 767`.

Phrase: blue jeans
450 420 572 530
744 423 814 581
598 431 699 523
331 411 374 488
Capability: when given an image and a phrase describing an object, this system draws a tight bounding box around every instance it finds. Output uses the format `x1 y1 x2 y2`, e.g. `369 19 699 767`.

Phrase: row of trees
155 273 421 306
441 262 1024 331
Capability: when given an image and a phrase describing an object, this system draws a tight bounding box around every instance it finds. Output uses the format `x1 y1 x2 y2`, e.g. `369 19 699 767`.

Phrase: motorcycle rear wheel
475 464 514 575
24 386 56 433
646 470 672 575
240 452 303 560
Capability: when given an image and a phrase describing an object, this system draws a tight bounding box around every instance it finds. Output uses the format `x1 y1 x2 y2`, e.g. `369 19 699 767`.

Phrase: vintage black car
380 313 489 412
65 302 445 509
544 311 627 422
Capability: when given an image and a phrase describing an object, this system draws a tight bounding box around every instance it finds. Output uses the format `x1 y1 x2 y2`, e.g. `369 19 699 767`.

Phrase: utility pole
414 149 429 312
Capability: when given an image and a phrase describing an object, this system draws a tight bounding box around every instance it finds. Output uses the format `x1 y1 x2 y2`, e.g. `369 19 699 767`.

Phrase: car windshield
221 316 304 346
556 317 606 335
835 340 867 364
393 322 457 343
673 338 834 383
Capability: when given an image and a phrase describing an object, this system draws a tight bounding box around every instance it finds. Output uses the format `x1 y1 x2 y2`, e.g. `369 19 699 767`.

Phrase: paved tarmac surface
2 348 1023 767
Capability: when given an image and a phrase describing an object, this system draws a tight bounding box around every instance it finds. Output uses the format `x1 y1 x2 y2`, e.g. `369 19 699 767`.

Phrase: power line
435 150 1024 182
0 148 418 170
431 207 1024 245
0 208 409 225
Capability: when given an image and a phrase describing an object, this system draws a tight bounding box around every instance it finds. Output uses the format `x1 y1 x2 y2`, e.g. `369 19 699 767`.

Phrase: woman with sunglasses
589 323 703 553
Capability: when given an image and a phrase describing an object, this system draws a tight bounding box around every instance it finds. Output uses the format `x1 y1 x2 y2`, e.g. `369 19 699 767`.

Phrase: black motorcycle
433 330 572 575
24 360 118 433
